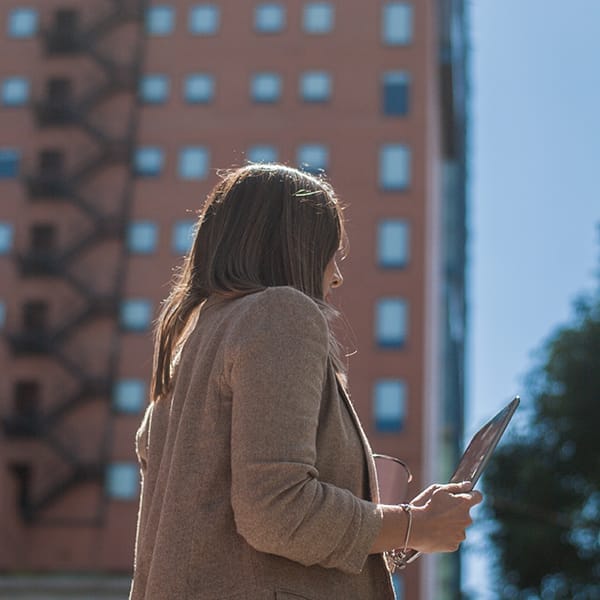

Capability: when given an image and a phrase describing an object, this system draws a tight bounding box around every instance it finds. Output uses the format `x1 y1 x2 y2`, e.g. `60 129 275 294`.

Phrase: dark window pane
47 78 72 103
383 72 409 116
22 301 48 331
31 224 56 252
0 149 20 178
14 381 40 419
39 150 64 175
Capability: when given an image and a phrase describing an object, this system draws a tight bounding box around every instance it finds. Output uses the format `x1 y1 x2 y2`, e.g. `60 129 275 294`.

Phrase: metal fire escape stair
2 0 147 525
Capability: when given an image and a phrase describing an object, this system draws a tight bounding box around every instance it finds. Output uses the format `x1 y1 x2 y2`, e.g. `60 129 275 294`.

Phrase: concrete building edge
421 0 444 598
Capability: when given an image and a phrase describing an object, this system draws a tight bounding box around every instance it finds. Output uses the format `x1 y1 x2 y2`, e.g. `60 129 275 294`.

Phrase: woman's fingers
452 490 483 504
443 480 472 493
408 481 485 554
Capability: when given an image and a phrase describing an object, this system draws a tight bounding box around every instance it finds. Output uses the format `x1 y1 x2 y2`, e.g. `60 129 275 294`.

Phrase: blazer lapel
335 373 381 504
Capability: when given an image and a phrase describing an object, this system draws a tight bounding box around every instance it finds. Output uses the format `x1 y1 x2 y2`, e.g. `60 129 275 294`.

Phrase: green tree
484 287 600 599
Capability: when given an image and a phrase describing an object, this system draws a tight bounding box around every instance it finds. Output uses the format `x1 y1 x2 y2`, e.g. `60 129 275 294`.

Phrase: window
2 77 30 107
378 220 409 268
374 380 406 432
7 8 38 38
184 73 215 103
255 3 285 33
139 74 169 104
172 220 196 254
46 78 72 107
14 380 40 417
106 462 139 500
134 147 164 177
297 144 328 174
0 223 14 254
247 145 278 164
13 381 40 433
0 301 5 329
113 380 146 414
376 298 408 347
383 71 410 116
49 9 79 50
145 5 175 36
38 149 63 178
300 71 331 103
303 3 334 34
30 223 56 253
127 222 158 254
251 73 282 103
189 4 219 35
120 299 152 332
0 149 20 179
380 144 410 190
23 301 48 332
382 2 413 46
178 146 209 180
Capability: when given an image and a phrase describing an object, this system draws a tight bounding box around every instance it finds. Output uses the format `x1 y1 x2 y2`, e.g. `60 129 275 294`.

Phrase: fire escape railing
2 0 147 525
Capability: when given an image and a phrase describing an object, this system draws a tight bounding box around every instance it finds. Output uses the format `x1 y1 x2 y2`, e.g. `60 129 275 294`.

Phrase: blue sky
464 1 600 596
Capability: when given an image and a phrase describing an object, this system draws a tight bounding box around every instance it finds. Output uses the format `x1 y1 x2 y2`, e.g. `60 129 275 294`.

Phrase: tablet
400 396 520 566
449 396 520 486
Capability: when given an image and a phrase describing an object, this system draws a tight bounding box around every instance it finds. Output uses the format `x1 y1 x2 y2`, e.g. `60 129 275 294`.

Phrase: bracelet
400 503 413 553
386 503 413 571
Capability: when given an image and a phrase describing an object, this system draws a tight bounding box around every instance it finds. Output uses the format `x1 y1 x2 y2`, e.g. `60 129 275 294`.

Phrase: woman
129 164 481 599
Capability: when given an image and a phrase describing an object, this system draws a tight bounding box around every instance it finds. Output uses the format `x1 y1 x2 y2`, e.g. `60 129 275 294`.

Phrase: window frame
382 71 410 116
134 147 164 177
113 380 146 414
172 220 196 255
377 219 410 268
1 77 30 107
251 72 283 103
7 8 39 39
303 2 334 35
178 146 209 180
379 143 411 191
0 222 14 254
139 74 170 105
183 73 215 104
297 143 329 174
120 299 152 332
375 297 408 348
247 144 278 164
145 5 175 36
374 379 407 433
188 4 220 35
105 462 139 500
382 1 414 46
254 3 286 34
300 71 332 103
127 221 159 255
0 149 21 179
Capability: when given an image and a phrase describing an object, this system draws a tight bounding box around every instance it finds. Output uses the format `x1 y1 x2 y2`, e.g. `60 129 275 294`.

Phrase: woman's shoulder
228 286 328 338
233 286 322 316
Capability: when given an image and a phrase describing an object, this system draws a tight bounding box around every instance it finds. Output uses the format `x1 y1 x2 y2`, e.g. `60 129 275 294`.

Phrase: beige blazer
129 287 396 600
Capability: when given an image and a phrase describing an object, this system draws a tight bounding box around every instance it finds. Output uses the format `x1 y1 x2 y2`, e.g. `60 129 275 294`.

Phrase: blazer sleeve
228 287 383 574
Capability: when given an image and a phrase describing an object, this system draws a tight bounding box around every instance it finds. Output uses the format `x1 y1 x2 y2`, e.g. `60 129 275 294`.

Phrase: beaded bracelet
386 503 413 571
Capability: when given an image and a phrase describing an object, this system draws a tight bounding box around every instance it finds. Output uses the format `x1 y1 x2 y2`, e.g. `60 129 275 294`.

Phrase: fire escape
2 1 146 525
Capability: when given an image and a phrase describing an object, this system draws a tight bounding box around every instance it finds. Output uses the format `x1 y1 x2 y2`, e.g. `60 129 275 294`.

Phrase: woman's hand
408 481 482 553
370 481 482 555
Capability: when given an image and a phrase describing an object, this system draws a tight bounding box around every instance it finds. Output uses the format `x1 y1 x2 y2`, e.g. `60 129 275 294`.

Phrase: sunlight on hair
294 188 322 197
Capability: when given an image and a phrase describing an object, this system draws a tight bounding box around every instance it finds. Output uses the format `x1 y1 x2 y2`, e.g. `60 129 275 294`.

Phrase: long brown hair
150 163 347 402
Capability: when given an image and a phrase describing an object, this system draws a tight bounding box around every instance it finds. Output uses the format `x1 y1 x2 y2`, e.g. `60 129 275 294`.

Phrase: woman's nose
331 265 343 288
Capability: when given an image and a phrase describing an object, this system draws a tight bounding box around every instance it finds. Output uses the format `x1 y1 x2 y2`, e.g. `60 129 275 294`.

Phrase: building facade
0 1 469 598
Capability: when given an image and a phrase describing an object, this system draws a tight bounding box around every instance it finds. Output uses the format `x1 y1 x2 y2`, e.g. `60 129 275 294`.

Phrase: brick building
0 1 469 598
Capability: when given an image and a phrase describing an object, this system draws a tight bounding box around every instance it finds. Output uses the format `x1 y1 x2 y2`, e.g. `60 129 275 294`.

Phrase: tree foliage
484 289 600 599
